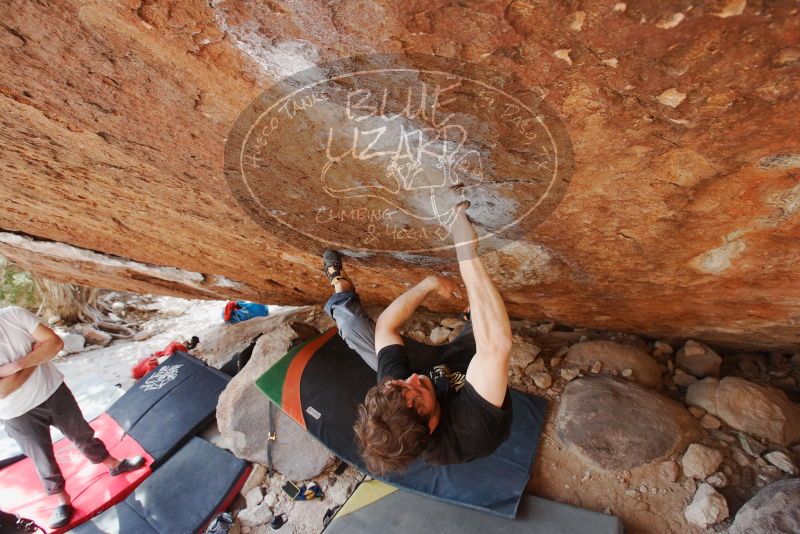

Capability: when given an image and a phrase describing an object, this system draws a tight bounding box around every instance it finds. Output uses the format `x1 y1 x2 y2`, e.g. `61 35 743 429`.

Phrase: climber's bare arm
375 276 462 354
453 208 512 408
0 367 36 399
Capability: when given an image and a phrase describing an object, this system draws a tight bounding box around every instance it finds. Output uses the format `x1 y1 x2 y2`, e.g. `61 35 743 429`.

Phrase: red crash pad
0 413 152 533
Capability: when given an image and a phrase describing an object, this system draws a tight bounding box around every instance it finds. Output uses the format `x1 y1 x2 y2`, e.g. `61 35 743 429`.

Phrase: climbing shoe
322 250 346 285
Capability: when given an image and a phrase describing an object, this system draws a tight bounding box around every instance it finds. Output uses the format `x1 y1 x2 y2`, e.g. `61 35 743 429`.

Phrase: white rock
237 502 273 527
72 324 112 347
707 472 728 488
738 433 767 457
764 451 799 475
682 443 724 479
532 372 552 389
590 361 602 374
621 368 633 378
111 301 126 311
60 332 85 353
429 326 451 345
244 486 264 508
684 483 729 527
264 491 278 508
239 465 266 497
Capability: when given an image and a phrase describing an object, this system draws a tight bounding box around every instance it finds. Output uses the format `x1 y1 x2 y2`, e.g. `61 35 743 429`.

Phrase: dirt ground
527 401 703 534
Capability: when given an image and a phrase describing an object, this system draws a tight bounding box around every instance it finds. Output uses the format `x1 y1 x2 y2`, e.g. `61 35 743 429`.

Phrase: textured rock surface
675 340 722 377
0 1 799 350
686 377 800 445
555 376 702 470
728 478 800 534
684 482 728 528
565 340 662 388
214 308 335 480
681 443 724 479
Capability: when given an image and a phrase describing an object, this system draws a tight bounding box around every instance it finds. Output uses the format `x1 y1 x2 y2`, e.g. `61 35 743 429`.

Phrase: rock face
565 340 662 388
555 376 703 470
728 478 800 534
0 1 798 351
215 308 335 480
686 377 800 445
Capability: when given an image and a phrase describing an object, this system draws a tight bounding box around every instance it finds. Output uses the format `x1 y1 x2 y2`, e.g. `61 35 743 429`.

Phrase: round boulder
686 377 800 446
565 340 661 388
216 311 335 480
728 478 800 534
555 376 703 470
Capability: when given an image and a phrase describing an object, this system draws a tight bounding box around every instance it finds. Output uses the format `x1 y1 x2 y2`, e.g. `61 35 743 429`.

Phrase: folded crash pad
106 351 230 465
0 413 153 533
325 479 624 534
73 437 250 534
256 328 548 518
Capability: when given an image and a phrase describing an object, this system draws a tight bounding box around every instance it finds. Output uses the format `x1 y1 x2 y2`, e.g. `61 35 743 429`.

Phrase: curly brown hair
353 380 430 475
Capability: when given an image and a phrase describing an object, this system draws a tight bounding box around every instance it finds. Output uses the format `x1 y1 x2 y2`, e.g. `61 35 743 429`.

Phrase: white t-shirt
0 306 64 419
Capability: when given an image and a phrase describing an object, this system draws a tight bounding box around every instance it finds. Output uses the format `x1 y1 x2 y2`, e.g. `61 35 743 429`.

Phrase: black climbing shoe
109 456 145 476
48 504 73 529
322 250 346 285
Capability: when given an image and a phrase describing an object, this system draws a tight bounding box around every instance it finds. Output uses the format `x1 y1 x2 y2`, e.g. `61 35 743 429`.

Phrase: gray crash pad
324 480 624 534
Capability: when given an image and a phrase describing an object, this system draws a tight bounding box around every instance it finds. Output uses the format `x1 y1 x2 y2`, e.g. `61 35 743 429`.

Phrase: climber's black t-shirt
377 343 512 465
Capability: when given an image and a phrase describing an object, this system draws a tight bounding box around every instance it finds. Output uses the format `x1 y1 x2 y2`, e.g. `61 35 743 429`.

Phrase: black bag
0 510 44 534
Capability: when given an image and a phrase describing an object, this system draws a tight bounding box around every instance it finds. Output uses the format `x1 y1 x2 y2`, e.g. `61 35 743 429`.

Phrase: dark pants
324 291 476 373
3 382 109 495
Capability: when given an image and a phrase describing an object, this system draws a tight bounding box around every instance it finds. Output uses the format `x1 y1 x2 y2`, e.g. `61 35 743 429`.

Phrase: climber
0 306 145 529
322 202 513 475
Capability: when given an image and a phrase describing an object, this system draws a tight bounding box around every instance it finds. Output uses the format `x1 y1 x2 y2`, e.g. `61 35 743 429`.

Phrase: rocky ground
45 292 800 534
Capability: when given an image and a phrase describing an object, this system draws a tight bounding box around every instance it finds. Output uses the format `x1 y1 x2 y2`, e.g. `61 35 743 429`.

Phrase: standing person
322 203 514 475
0 306 144 528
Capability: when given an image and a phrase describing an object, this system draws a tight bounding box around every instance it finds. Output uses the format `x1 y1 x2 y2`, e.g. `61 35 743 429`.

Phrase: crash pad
256 328 548 518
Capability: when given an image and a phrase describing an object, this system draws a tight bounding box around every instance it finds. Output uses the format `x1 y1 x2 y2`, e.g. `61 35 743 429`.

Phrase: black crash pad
72 437 250 534
106 352 230 465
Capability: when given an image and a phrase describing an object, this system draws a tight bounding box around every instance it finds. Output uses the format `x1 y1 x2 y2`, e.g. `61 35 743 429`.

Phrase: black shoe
109 456 145 476
48 504 73 529
322 250 346 285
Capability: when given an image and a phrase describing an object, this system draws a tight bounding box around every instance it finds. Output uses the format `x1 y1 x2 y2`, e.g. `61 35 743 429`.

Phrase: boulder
216 309 335 480
565 340 661 388
237 501 273 528
676 340 721 377
72 324 112 347
681 443 724 479
763 451 798 475
429 326 451 345
510 335 541 368
555 376 703 470
728 478 800 534
244 486 264 508
59 332 85 353
672 369 698 387
684 483 729 528
686 377 800 446
532 372 552 389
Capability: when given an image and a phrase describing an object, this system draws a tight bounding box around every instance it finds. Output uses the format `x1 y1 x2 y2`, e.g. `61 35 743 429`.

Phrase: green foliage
0 256 40 310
